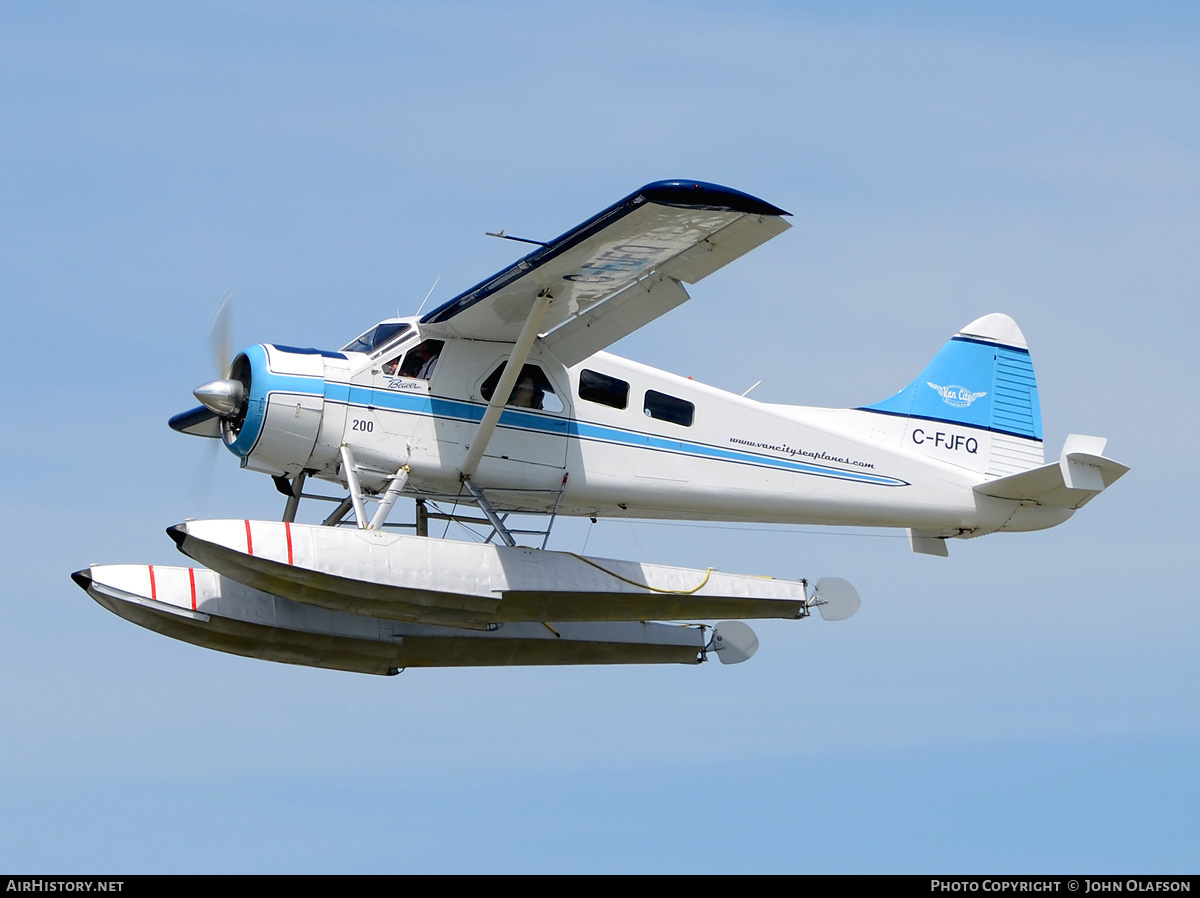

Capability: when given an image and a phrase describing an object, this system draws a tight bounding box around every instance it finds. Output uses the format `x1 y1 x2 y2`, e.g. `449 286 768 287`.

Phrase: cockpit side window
342 322 411 354
397 339 445 381
481 362 564 413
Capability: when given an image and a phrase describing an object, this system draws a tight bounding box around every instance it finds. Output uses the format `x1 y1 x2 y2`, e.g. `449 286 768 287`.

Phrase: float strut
322 497 354 527
462 480 517 547
282 471 307 523
368 465 411 531
339 444 369 529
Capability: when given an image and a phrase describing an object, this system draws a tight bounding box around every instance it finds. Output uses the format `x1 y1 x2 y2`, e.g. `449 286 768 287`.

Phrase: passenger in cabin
480 361 558 411
510 373 544 410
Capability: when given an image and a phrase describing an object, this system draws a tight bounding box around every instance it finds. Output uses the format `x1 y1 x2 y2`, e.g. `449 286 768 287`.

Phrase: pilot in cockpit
393 339 444 381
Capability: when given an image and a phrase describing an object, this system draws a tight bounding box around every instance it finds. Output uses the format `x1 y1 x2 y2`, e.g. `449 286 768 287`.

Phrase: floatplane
72 180 1128 674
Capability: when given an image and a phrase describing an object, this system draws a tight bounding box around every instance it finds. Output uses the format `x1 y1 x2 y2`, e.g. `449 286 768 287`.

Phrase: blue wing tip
637 180 790 217
421 179 789 325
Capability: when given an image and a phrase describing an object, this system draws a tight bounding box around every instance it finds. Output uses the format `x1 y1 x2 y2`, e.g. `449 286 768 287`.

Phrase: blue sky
1 1 1196 873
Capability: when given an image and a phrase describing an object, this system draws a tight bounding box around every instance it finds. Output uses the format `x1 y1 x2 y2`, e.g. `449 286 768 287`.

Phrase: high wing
419 180 790 365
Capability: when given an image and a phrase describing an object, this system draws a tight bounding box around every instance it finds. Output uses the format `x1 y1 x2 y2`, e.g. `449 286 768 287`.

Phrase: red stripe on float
285 521 293 565
148 565 157 600
245 519 254 556
189 567 197 610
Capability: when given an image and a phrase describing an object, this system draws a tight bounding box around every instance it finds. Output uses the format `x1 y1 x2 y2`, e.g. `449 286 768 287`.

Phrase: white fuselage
228 324 1066 539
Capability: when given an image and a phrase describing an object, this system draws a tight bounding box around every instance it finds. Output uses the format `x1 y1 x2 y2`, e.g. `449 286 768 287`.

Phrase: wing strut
459 291 554 481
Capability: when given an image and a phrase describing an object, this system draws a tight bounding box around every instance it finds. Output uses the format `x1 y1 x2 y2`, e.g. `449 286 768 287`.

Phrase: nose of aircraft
193 378 246 417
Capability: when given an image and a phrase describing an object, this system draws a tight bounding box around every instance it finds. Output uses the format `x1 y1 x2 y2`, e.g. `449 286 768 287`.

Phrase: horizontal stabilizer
975 433 1128 509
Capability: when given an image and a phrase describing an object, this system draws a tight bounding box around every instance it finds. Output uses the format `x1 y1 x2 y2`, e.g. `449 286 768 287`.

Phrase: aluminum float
166 519 851 630
69 517 861 673
72 564 731 673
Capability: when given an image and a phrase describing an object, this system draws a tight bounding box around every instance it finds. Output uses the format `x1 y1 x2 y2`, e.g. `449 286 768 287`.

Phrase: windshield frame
341 321 413 355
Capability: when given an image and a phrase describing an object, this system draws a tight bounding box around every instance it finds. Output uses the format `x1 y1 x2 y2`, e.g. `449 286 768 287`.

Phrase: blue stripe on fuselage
232 354 907 486
339 384 908 487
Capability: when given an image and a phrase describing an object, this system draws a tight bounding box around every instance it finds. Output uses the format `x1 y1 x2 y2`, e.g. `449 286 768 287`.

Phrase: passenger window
481 363 564 413
644 390 694 427
398 339 445 381
578 369 629 410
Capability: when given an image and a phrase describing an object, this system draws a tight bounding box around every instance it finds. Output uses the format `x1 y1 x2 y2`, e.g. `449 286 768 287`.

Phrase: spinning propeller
192 291 245 419
169 291 245 438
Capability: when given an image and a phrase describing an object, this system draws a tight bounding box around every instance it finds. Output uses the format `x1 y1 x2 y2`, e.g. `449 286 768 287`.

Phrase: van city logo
927 382 988 408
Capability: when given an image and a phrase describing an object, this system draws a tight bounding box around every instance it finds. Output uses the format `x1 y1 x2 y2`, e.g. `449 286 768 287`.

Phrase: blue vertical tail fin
861 313 1044 476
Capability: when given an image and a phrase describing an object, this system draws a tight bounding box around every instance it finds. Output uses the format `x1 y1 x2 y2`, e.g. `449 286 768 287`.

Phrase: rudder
861 313 1044 476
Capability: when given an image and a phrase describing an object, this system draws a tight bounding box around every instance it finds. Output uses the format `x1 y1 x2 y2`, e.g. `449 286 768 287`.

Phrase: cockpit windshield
341 322 412 354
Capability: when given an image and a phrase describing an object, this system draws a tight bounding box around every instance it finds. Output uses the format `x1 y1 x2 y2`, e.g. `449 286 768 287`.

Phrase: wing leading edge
419 180 790 361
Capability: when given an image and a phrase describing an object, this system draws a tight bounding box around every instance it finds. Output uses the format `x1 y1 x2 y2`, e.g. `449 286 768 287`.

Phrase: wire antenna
415 275 441 317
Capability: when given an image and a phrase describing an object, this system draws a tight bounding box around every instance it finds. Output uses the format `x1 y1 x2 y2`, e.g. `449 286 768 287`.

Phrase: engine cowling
223 344 328 477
